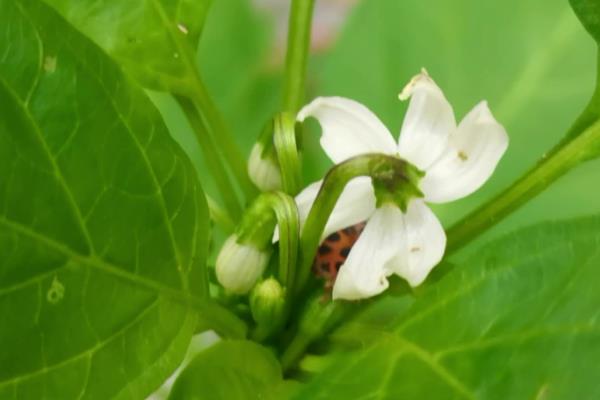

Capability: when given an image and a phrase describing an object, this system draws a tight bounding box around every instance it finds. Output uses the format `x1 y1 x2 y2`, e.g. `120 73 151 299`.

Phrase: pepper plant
2 0 600 399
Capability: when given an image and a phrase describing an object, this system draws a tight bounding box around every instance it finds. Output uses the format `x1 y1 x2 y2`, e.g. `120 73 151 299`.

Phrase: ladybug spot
328 232 341 242
318 244 333 255
340 247 351 258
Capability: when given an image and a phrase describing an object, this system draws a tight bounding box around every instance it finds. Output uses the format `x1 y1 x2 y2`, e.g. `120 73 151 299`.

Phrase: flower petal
333 204 405 300
419 101 509 203
397 70 456 171
389 200 446 287
298 97 397 163
273 177 375 242
248 143 282 191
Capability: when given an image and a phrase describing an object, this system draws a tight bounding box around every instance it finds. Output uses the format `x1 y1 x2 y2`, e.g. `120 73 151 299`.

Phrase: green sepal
371 160 424 211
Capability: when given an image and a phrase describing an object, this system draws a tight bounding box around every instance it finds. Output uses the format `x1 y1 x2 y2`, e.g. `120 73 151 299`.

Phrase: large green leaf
310 0 600 242
169 340 297 400
566 0 600 149
294 216 600 399
0 0 211 397
570 0 600 43
43 0 210 94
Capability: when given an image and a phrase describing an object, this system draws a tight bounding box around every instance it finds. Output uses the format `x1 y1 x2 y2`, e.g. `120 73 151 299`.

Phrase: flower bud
248 143 282 192
250 278 286 328
216 235 270 294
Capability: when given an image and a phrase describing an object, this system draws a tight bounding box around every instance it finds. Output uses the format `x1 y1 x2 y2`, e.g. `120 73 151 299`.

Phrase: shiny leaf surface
0 1 210 397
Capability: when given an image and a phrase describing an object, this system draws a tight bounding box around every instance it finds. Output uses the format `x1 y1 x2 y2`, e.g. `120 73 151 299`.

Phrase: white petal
397 70 456 171
333 204 405 300
321 176 377 239
389 200 446 287
248 143 282 191
420 101 509 203
273 177 376 242
298 97 397 163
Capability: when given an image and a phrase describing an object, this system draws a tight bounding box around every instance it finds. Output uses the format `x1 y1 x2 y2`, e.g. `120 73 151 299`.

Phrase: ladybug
313 222 366 291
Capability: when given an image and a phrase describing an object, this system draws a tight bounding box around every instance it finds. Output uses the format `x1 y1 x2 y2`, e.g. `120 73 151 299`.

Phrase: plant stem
274 112 302 195
190 77 257 198
447 118 600 254
197 301 248 339
281 330 313 371
283 0 316 113
176 96 243 219
267 193 299 293
206 195 235 233
281 299 352 372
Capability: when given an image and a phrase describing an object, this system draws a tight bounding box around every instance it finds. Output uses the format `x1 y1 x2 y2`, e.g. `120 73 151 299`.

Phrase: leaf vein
0 297 159 388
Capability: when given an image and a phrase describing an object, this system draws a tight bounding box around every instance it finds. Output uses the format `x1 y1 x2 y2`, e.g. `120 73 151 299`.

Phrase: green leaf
312 0 600 241
169 340 296 400
0 0 214 397
43 0 210 94
570 0 600 43
565 0 600 150
295 216 600 399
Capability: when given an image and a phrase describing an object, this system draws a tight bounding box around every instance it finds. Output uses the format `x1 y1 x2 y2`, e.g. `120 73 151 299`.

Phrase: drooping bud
250 278 286 331
248 143 282 192
216 235 271 294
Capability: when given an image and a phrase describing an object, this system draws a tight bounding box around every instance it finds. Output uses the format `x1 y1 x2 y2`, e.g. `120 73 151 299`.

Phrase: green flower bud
248 143 282 192
250 278 286 328
216 235 271 294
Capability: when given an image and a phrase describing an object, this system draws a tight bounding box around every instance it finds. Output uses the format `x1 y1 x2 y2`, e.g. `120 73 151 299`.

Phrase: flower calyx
370 157 424 211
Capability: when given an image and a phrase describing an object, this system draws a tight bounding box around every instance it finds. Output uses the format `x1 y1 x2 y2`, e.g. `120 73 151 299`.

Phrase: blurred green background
150 0 599 252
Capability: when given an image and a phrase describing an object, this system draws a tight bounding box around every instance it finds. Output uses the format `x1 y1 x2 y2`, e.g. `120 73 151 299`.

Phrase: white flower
248 143 282 191
295 70 509 300
216 235 271 294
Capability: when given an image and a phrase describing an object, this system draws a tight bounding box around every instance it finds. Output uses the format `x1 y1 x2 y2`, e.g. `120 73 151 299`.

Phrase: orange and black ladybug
313 222 366 291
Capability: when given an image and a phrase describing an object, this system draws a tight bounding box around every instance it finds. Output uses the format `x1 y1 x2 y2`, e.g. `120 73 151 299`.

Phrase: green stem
283 0 316 113
234 192 299 294
190 77 257 198
196 301 248 339
281 330 313 371
296 154 411 295
274 112 302 195
447 118 600 254
267 192 299 292
206 195 235 233
281 298 351 372
176 96 243 219
236 192 298 339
